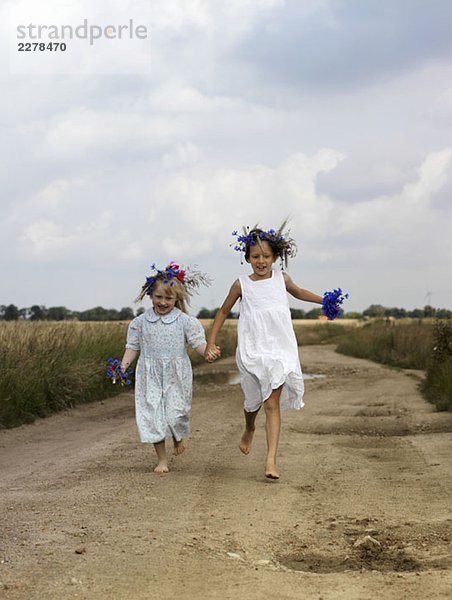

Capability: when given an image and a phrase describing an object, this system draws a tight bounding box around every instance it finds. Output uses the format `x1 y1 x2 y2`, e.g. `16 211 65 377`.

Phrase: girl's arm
205 279 241 358
283 273 323 304
121 348 138 372
195 343 206 356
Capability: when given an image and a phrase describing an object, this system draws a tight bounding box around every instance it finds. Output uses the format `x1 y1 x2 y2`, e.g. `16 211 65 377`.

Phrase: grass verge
0 321 128 428
335 320 452 411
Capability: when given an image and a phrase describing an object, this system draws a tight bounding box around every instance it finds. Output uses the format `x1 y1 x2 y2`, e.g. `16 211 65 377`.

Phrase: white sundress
237 270 304 412
125 307 206 443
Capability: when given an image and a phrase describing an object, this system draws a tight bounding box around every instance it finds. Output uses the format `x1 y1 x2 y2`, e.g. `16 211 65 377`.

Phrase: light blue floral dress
125 307 206 443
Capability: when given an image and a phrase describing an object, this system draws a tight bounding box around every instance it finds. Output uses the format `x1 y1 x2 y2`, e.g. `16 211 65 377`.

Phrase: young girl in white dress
206 224 324 480
120 262 217 474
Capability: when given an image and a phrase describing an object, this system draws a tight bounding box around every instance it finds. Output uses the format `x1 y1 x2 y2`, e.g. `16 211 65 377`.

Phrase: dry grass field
1 317 449 430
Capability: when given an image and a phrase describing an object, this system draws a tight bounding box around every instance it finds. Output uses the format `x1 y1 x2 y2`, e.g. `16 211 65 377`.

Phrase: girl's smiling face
151 282 177 315
247 240 275 279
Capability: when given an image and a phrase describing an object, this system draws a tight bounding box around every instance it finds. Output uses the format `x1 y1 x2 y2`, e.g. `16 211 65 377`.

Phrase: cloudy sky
1 0 452 315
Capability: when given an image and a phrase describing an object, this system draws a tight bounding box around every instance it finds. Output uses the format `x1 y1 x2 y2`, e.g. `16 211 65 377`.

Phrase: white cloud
40 108 174 159
21 219 75 256
35 178 77 209
2 1 452 312
20 210 115 260
336 149 452 241
429 87 452 129
157 149 345 243
120 242 145 261
161 142 200 169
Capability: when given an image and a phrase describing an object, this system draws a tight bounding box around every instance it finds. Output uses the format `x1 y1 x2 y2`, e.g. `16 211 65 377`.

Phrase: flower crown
232 220 297 267
135 261 211 302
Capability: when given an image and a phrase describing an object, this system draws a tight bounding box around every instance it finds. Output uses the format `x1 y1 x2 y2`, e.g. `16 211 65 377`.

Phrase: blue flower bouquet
106 358 133 386
322 288 349 320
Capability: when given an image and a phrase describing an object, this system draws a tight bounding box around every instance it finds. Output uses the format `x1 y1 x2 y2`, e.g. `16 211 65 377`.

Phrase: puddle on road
303 373 326 381
194 371 239 385
194 371 325 385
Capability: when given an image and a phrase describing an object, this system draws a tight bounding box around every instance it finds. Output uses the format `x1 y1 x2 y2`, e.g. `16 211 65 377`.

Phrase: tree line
358 304 451 320
0 304 137 321
1 303 450 322
198 304 451 320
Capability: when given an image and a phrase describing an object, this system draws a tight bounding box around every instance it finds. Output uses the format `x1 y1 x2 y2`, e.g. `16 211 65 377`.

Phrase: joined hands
204 344 221 363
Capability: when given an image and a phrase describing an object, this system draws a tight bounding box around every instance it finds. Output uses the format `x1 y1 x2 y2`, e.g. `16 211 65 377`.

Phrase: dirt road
1 345 451 599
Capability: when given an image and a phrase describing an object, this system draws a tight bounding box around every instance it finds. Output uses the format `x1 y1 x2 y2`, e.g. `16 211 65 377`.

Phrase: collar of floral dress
145 306 182 324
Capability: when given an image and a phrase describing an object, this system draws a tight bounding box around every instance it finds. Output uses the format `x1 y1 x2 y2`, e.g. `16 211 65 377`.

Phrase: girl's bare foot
173 439 186 456
154 462 169 475
239 428 255 455
265 461 280 480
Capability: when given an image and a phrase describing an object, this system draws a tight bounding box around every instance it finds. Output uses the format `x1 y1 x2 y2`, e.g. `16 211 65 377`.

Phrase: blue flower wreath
322 288 349 320
106 358 133 386
135 262 211 302
231 220 297 267
232 228 281 252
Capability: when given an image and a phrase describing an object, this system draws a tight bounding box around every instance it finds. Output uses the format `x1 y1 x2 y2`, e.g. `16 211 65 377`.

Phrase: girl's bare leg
153 440 169 474
239 407 260 454
264 386 283 479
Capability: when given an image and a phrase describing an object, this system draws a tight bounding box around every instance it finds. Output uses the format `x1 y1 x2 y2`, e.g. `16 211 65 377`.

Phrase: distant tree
46 306 71 321
385 307 407 319
290 308 306 319
4 304 19 321
118 307 134 321
19 307 32 320
196 307 236 319
30 305 46 320
423 305 437 318
305 308 322 320
107 308 120 321
79 306 115 321
136 307 145 317
408 308 424 318
363 304 386 318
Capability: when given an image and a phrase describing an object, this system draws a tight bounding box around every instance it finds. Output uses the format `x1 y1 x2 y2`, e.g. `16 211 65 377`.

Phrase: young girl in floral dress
206 223 341 480
119 262 217 474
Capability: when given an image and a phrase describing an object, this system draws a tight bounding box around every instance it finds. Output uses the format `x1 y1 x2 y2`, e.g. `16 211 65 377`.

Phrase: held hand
211 345 221 360
204 344 221 363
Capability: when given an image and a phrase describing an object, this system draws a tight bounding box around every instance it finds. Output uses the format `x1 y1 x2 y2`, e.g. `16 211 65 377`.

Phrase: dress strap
238 275 249 292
